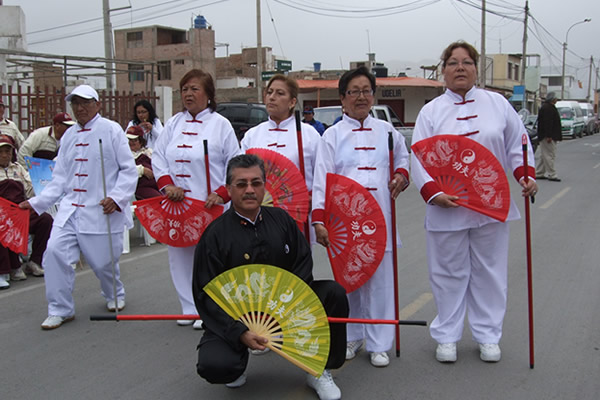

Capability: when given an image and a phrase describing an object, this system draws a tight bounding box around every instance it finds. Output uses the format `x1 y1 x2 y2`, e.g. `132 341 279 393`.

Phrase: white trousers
426 222 509 344
347 251 395 352
167 245 196 315
43 216 125 317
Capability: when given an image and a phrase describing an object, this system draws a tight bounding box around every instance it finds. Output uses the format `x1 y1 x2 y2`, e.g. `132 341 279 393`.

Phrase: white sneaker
41 315 75 330
10 267 27 281
192 320 204 330
225 373 246 388
106 299 125 312
370 351 390 367
23 261 44 277
306 370 341 400
176 319 194 326
0 274 10 289
479 343 501 362
345 339 363 360
436 343 457 363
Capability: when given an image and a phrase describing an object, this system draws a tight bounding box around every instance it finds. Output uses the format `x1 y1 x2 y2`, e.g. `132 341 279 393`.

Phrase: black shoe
548 177 562 182
536 175 547 180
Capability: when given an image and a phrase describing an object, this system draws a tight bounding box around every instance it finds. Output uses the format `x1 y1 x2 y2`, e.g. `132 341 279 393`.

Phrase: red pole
294 110 311 244
203 139 211 195
388 132 401 358
89 314 427 326
522 133 535 369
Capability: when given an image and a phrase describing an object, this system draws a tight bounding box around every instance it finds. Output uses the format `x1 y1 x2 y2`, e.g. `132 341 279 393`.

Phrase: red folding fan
325 173 387 293
133 196 223 247
245 148 310 223
0 197 30 255
411 135 510 222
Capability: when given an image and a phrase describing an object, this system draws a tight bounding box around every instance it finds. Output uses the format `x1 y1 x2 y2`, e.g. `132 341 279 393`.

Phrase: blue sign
24 156 55 196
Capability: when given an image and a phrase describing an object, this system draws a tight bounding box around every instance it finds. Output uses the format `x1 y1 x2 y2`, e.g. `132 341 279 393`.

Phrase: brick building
114 24 216 100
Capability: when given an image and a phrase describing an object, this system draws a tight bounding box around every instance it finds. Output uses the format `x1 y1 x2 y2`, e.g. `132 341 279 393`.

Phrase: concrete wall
0 6 27 87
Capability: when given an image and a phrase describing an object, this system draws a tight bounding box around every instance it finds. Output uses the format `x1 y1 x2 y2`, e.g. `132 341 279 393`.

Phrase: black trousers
196 279 349 384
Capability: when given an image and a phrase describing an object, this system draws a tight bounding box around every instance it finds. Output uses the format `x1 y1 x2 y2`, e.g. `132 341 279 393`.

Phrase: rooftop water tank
194 15 208 29
313 62 321 72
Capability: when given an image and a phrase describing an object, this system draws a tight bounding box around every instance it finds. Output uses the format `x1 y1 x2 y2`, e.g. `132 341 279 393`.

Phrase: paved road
2 134 599 399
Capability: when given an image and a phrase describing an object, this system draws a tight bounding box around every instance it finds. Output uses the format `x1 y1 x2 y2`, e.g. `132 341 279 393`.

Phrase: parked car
215 102 268 141
313 105 414 148
523 115 539 153
579 103 596 135
555 101 585 139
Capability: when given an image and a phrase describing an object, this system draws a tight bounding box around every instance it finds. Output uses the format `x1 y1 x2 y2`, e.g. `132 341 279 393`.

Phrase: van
555 101 585 138
215 103 268 141
579 103 596 135
313 105 413 147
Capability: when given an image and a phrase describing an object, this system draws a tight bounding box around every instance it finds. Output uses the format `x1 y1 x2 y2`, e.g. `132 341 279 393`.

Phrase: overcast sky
6 0 600 85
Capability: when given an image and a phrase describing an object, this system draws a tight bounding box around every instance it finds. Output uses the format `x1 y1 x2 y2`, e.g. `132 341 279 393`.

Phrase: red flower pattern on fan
245 148 310 223
411 134 510 222
325 174 386 293
133 196 223 247
0 197 30 255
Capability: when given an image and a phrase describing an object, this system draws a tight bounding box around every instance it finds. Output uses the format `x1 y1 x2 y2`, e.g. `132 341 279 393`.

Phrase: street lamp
561 18 591 99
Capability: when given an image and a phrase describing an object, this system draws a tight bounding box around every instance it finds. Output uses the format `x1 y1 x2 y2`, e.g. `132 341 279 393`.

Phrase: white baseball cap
66 85 99 102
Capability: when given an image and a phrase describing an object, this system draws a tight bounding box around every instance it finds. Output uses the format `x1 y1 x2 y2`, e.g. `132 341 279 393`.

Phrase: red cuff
420 181 441 203
513 165 536 182
157 175 174 191
215 186 230 203
311 208 325 224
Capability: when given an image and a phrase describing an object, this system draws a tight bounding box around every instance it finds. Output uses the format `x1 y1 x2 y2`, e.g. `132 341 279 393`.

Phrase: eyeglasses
445 60 475 69
345 89 373 98
232 180 265 189
70 99 97 108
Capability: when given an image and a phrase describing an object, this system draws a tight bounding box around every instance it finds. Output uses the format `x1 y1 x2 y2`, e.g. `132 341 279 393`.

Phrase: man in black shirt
193 154 348 400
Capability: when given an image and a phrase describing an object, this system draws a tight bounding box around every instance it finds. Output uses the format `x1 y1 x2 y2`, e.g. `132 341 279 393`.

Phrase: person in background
0 98 25 150
311 66 410 368
152 69 240 330
535 92 562 182
125 125 161 200
193 154 348 400
302 106 325 135
0 134 52 289
19 84 137 330
126 100 163 150
411 41 537 363
17 112 75 166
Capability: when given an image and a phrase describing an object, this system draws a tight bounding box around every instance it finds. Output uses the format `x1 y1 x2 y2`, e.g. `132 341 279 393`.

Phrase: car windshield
558 108 573 119
313 107 343 126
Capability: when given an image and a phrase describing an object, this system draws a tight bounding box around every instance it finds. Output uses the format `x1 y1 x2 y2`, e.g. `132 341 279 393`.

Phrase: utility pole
102 0 114 91
587 56 593 103
256 0 263 103
520 1 528 86
103 0 131 92
480 0 486 88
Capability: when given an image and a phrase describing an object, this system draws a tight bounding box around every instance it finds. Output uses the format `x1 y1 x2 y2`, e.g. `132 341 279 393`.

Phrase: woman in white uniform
240 75 321 243
311 66 410 368
152 69 240 329
411 41 538 363
126 100 163 150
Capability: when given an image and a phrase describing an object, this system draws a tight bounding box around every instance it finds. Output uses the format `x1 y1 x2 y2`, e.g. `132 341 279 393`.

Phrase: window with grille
128 64 145 82
127 31 143 48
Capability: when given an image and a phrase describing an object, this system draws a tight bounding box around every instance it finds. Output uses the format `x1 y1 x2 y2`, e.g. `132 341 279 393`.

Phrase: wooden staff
294 110 311 244
522 133 535 369
388 132 401 358
89 314 427 326
203 139 211 195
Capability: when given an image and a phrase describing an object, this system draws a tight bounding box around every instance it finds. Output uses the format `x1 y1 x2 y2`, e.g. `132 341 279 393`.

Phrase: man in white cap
0 98 25 150
17 112 76 166
19 84 137 330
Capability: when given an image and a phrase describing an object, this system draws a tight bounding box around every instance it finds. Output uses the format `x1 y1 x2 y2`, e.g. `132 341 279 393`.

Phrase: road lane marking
0 246 167 299
593 162 600 169
539 187 570 210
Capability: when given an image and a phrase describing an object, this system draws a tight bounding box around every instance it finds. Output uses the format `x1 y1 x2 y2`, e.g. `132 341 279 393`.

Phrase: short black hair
338 66 376 97
226 154 266 184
